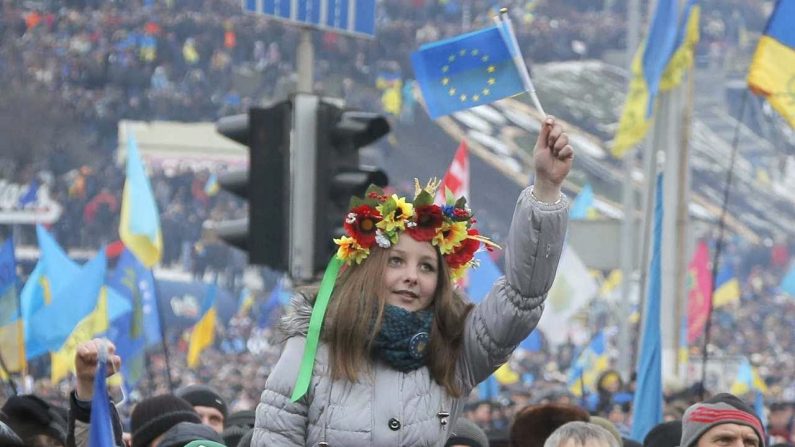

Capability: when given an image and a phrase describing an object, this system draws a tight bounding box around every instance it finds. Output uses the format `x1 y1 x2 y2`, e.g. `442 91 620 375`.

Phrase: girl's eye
388 257 403 266
420 263 436 273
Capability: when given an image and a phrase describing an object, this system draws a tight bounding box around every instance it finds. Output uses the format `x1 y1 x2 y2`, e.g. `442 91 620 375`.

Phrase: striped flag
436 140 470 204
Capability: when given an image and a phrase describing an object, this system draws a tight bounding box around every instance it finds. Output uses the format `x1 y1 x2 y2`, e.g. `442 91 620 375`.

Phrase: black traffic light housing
313 101 389 273
215 101 291 269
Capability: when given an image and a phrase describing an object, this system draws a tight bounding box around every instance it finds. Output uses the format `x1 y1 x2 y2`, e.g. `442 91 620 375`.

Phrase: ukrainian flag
120 131 163 267
748 0 795 127
713 264 741 307
730 357 768 396
568 331 609 396
411 22 524 119
187 284 217 368
0 239 24 377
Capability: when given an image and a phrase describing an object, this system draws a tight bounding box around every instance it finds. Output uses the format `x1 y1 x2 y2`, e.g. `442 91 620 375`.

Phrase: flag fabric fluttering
782 263 795 297
119 131 163 268
25 250 108 359
411 24 525 119
686 241 712 344
567 331 609 397
569 183 596 220
187 284 217 368
747 0 795 128
630 174 664 442
713 264 741 308
730 357 768 396
88 342 116 447
0 239 25 376
204 173 220 197
436 140 470 204
612 0 688 158
659 0 701 91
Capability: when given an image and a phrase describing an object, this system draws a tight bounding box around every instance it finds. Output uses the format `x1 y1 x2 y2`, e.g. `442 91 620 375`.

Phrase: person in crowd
680 393 766 447
644 420 682 447
155 422 226 447
66 338 204 447
543 421 621 447
252 116 574 446
0 394 67 447
221 411 255 447
176 384 228 433
446 417 490 447
510 403 591 447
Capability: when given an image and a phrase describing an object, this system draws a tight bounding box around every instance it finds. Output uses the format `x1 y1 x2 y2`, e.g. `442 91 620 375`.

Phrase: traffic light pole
290 94 320 282
297 28 314 93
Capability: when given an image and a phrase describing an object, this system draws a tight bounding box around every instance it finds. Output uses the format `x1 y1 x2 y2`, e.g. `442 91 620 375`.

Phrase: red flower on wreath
445 229 481 268
344 205 382 247
406 205 443 241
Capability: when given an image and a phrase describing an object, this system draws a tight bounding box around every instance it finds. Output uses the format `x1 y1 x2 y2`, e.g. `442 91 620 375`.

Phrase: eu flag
411 24 524 119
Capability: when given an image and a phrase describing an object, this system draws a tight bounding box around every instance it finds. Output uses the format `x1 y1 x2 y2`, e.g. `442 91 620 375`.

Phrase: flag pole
0 351 18 396
152 272 175 393
699 90 748 400
495 9 546 116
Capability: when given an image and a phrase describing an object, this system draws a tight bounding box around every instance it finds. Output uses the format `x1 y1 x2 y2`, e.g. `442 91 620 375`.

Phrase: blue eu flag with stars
411 24 525 119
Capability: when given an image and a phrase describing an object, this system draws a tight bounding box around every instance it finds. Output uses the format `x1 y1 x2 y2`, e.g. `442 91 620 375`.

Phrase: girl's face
382 235 439 312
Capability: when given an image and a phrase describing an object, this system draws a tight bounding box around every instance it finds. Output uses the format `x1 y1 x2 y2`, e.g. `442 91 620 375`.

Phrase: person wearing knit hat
0 394 67 446
222 410 255 447
681 393 766 447
643 420 682 447
176 384 228 433
131 394 202 447
445 417 490 447
156 421 226 447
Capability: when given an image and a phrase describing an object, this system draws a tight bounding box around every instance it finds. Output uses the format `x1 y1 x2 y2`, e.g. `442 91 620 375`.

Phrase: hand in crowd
74 338 122 401
533 116 574 202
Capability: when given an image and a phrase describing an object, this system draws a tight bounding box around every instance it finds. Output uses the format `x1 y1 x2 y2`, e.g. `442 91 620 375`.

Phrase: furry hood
276 290 315 341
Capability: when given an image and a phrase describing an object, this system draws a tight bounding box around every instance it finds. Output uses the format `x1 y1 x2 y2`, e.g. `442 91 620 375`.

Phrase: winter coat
252 187 569 447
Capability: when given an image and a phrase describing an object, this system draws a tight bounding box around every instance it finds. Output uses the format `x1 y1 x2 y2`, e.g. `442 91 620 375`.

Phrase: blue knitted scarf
372 305 434 372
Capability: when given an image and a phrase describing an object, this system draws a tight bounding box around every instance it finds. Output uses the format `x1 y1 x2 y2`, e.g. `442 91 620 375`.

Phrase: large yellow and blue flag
411 23 525 119
659 0 701 91
26 250 108 359
120 132 163 267
748 0 795 128
187 284 217 368
0 239 25 376
567 331 609 396
713 264 741 307
612 0 691 157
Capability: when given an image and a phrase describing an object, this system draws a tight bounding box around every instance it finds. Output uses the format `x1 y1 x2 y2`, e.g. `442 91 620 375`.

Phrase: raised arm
458 116 573 389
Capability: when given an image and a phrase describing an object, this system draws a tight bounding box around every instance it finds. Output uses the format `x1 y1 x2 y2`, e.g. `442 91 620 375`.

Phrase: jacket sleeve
252 336 310 447
458 187 568 390
66 390 123 447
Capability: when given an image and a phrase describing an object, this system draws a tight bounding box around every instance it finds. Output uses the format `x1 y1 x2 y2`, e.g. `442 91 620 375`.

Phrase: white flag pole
493 9 546 116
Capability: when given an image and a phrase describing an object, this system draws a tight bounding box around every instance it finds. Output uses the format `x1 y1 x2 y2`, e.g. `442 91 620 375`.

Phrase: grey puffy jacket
253 187 568 446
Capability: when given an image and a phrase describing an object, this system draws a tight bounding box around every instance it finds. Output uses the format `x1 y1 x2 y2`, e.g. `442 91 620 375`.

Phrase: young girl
253 116 574 446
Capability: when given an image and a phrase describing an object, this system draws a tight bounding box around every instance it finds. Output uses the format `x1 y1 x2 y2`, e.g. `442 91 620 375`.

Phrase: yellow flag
187 307 217 368
612 49 652 158
659 6 700 91
51 288 109 383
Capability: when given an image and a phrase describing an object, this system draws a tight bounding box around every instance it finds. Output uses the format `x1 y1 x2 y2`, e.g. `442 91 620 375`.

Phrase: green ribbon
290 256 343 402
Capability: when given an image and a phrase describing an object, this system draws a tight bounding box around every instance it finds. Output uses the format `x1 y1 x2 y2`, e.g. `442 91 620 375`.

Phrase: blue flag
642 0 680 116
411 23 524 119
88 348 115 447
630 174 664 442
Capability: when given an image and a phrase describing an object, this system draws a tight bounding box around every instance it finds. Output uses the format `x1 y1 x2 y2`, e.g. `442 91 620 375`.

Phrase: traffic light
312 99 389 273
215 101 291 269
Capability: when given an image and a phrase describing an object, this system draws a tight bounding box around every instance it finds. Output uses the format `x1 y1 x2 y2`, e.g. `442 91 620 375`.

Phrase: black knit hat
681 393 766 447
176 384 228 419
131 394 201 447
644 421 682 447
446 417 489 447
0 395 66 445
157 422 225 447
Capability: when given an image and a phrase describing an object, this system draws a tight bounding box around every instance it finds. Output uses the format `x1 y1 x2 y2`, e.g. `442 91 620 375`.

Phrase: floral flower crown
333 179 498 280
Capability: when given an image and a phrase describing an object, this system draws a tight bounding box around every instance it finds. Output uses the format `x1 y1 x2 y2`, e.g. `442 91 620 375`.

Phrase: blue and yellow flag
187 284 217 368
0 239 25 376
730 357 768 396
748 0 795 128
411 23 524 119
120 132 163 267
713 264 741 307
570 183 596 220
612 0 693 157
567 331 609 396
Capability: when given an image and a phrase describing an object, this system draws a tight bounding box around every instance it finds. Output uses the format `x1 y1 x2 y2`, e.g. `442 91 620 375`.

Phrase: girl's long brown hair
321 245 474 396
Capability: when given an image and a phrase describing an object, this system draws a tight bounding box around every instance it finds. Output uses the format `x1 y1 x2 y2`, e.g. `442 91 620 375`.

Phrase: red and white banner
436 140 469 204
